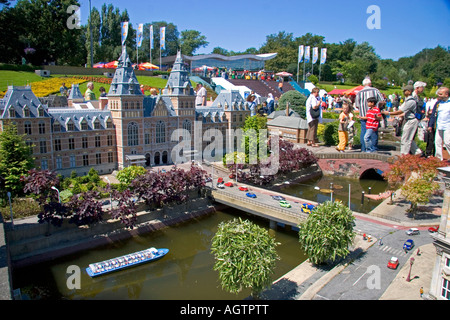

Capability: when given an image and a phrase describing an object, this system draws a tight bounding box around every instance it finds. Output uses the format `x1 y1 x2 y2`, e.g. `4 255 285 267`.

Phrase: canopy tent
275 71 293 77
93 62 107 68
138 62 160 70
193 65 214 72
104 61 119 69
328 88 347 95
343 85 364 95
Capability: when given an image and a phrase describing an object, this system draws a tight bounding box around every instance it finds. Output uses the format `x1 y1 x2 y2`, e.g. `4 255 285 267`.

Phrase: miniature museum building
0 49 250 177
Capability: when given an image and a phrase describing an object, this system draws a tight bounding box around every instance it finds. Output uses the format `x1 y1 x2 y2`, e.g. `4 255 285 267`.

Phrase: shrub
211 218 280 298
298 201 355 265
278 90 307 116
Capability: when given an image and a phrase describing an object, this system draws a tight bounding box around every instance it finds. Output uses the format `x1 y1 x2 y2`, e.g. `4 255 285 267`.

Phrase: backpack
413 96 425 120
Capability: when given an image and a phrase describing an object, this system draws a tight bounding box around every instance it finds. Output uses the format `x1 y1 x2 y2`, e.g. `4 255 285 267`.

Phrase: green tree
298 201 355 265
179 30 208 56
116 165 147 185
0 124 34 199
211 218 280 298
0 0 85 66
277 90 307 117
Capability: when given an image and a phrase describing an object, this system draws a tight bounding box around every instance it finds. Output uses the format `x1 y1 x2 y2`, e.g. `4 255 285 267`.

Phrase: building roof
163 51 194 96
68 84 84 100
0 86 49 119
108 47 143 96
49 108 112 132
210 89 247 110
267 109 300 119
267 116 308 130
186 53 278 62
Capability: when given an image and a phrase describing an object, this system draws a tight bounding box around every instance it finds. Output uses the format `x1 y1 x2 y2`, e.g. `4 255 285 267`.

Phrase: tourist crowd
312 78 450 160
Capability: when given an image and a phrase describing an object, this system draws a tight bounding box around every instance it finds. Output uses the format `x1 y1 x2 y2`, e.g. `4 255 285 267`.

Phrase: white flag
320 48 327 65
298 45 304 63
121 21 129 46
160 27 166 50
150 25 154 49
137 23 144 48
312 47 319 64
304 46 310 63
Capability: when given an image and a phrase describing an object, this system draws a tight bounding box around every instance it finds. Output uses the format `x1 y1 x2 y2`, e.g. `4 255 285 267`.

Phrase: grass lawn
0 70 47 91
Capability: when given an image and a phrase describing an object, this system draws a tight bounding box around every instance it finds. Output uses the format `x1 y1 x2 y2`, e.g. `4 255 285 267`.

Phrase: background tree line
1 0 449 87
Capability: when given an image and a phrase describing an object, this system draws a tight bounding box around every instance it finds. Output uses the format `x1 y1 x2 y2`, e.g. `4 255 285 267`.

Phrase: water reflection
277 175 388 213
13 208 307 300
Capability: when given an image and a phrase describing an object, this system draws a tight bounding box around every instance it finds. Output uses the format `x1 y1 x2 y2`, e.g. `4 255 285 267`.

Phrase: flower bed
30 77 87 97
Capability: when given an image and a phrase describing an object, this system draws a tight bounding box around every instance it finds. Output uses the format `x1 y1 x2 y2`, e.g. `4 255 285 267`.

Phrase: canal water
277 175 388 214
12 207 307 300
12 175 387 300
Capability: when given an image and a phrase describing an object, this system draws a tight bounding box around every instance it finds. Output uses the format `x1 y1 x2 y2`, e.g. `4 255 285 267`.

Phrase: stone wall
7 195 215 268
0 215 12 300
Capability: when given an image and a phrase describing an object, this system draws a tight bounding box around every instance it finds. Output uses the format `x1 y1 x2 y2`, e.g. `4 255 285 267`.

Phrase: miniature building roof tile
163 51 194 96
267 116 308 130
0 86 48 119
108 47 143 96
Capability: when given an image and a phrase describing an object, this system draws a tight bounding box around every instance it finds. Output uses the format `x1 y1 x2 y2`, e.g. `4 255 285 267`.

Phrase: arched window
38 106 44 117
8 107 15 118
81 119 88 131
156 121 165 144
23 106 30 117
183 119 191 135
127 122 139 146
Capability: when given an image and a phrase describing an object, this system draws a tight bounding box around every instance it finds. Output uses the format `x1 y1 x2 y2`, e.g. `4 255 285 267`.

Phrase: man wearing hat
385 84 422 155
413 81 427 120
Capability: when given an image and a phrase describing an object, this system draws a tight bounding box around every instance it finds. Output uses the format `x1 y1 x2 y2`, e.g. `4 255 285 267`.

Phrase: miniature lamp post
406 257 415 282
51 186 61 203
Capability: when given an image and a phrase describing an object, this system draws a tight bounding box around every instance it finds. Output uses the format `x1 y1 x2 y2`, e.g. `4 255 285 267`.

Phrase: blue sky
78 0 449 60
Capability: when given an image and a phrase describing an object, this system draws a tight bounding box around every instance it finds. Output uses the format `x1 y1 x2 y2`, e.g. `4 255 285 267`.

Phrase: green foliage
0 124 34 199
298 201 355 265
308 74 319 85
323 121 339 146
401 177 439 215
0 198 41 221
116 166 147 185
278 90 307 116
211 218 280 298
318 119 360 146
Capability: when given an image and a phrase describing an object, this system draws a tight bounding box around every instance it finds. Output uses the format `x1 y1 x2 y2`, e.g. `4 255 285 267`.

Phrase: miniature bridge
211 188 309 229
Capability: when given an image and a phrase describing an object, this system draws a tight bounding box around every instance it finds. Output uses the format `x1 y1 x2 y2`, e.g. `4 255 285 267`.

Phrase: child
336 99 353 152
358 97 382 153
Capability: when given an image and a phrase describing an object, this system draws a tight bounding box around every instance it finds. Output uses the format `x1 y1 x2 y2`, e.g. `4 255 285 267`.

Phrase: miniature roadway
158 141 446 300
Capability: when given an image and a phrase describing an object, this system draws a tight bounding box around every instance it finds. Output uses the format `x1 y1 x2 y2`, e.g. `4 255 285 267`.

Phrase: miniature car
403 239 415 251
246 192 256 198
387 257 399 269
224 182 233 187
217 177 224 184
279 200 291 208
238 186 248 191
301 203 315 214
405 228 420 236
229 174 235 179
217 183 225 189
428 226 439 233
272 195 286 201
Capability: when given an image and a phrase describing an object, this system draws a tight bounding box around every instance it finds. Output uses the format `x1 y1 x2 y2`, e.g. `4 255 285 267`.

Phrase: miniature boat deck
86 247 169 277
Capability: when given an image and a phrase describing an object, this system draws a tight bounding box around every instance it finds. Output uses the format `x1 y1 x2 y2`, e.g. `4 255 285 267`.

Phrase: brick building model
0 49 251 177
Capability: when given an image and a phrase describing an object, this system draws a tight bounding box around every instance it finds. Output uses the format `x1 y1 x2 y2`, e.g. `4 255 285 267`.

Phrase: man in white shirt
428 87 450 160
195 83 207 106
